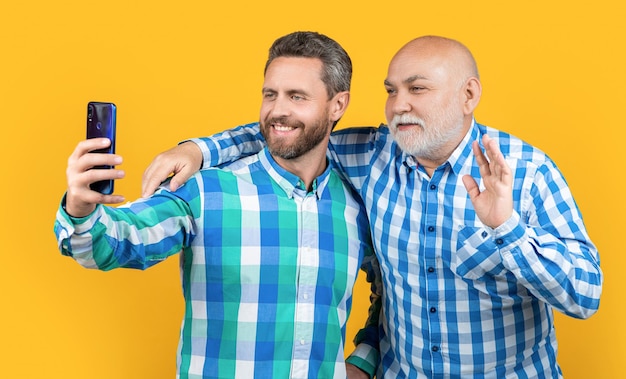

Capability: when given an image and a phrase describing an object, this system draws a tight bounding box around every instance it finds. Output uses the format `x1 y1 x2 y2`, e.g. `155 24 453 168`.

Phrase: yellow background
1 1 623 378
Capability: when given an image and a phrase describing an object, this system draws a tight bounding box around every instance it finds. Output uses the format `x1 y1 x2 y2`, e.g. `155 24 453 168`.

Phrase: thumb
168 177 181 192
462 174 480 200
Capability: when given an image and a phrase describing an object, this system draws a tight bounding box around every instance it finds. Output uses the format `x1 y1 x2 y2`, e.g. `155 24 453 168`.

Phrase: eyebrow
262 87 310 97
384 74 428 86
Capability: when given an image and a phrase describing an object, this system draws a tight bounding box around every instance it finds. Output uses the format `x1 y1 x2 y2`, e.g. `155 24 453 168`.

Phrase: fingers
168 163 200 191
141 162 164 198
141 153 175 197
141 142 203 198
472 139 489 167
67 144 123 188
472 140 492 181
481 134 512 182
462 174 480 200
75 137 111 155
65 139 125 217
68 139 120 171
472 135 511 182
463 135 514 229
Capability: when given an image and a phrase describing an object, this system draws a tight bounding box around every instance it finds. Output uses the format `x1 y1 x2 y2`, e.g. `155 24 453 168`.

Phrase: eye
410 86 425 93
291 94 304 101
263 91 276 100
385 87 396 95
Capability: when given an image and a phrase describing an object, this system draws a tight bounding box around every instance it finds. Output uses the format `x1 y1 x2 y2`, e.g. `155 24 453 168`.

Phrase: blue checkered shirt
191 120 602 378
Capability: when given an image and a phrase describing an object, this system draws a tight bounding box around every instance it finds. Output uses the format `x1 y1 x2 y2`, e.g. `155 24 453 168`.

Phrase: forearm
326 126 382 192
54 191 194 271
456 210 602 318
501 214 601 318
512 165 602 317
345 251 383 377
188 122 266 169
346 343 379 379
188 123 383 187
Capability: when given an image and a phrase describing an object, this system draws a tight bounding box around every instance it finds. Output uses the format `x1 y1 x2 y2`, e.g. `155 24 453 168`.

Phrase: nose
388 90 412 116
267 95 291 119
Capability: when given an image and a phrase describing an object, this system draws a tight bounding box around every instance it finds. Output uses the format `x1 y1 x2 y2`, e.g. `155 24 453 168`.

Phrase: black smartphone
86 101 117 194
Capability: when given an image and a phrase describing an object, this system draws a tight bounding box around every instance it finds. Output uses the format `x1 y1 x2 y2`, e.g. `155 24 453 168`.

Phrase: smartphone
86 101 117 194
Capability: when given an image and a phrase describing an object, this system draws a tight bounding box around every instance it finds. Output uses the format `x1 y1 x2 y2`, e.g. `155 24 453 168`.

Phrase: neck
415 143 457 178
416 159 443 177
273 146 328 192
416 119 472 177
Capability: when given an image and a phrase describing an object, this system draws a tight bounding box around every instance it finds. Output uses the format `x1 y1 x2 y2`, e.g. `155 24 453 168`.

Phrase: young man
141 35 603 378
54 31 381 379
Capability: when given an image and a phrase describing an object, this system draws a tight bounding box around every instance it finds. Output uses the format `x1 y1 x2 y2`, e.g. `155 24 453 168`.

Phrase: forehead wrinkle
403 74 428 84
286 88 312 97
384 74 429 87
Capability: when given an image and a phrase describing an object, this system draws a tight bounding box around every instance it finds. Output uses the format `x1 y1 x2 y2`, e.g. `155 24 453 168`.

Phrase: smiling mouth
273 124 296 132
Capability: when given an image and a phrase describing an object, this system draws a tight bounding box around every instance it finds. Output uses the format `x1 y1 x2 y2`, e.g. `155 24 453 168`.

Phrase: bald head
391 36 479 87
391 36 478 79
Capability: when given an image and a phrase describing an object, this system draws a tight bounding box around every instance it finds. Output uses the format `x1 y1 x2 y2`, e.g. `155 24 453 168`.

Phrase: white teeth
274 125 294 131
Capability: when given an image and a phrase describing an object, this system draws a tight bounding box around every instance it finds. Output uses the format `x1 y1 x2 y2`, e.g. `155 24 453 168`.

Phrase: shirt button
496 238 504 245
427 267 434 273
428 226 434 232
430 184 437 190
300 339 305 345
481 231 488 238
303 293 309 300
432 346 439 352
430 307 437 313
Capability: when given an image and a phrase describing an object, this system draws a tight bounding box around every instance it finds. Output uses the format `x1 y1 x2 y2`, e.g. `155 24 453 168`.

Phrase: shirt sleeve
188 123 383 193
325 126 383 193
455 160 603 319
187 122 266 169
53 185 197 271
345 247 383 378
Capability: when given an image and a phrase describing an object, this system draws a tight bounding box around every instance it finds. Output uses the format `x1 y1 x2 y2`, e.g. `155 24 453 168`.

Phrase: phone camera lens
96 122 102 130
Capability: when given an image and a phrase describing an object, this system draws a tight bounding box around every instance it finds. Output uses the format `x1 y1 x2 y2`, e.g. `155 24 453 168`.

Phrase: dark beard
261 116 329 160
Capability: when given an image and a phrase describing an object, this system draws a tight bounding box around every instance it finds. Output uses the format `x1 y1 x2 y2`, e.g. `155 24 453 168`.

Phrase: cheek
259 104 270 121
298 105 322 122
384 99 393 122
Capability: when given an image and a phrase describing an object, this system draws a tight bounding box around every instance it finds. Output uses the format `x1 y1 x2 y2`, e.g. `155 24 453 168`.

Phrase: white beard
388 107 465 161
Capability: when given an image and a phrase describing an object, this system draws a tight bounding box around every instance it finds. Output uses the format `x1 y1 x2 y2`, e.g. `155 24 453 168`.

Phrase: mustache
389 114 425 129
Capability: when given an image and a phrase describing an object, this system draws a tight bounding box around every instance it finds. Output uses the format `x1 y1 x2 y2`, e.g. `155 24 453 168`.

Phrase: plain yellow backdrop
1 1 623 378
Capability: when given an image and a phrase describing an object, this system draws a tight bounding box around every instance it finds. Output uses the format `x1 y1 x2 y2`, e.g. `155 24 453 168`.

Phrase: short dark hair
264 31 352 99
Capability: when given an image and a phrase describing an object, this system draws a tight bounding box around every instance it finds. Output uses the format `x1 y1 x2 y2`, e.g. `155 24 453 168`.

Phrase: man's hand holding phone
63 101 124 218
64 138 125 218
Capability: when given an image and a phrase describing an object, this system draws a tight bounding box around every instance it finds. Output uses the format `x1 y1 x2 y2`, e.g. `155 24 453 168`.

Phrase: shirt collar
257 148 331 199
448 118 480 175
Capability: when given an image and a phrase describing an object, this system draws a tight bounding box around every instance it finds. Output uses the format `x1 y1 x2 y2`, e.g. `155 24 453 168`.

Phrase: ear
462 77 481 115
329 91 350 122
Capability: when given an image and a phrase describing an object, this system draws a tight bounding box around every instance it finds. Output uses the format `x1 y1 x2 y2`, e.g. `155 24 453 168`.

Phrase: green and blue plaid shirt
54 147 380 379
